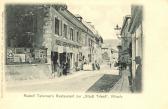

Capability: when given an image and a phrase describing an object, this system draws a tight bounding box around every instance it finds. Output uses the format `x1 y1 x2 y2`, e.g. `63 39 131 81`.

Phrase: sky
67 3 131 40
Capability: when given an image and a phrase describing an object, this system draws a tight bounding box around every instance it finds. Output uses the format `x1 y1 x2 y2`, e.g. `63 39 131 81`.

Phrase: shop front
6 47 50 81
6 47 47 65
51 42 81 75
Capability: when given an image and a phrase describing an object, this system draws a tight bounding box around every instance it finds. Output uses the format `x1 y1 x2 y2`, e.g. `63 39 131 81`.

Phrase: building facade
119 5 143 92
120 15 132 65
129 5 143 92
6 4 103 76
101 43 118 66
82 21 103 64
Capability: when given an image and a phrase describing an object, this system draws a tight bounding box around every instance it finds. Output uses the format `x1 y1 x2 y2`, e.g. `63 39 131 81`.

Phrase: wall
130 6 143 92
6 64 51 81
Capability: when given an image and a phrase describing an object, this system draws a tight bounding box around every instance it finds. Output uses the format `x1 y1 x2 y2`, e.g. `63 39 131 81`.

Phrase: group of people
92 60 100 71
52 61 69 78
114 61 128 70
51 59 102 78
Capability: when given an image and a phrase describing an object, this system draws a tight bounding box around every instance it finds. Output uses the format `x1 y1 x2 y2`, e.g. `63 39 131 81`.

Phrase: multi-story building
101 43 118 65
119 5 143 92
120 15 132 65
82 21 103 64
6 4 103 78
129 5 143 92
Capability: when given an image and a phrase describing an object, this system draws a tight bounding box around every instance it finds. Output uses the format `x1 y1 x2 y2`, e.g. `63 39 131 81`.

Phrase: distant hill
103 39 120 50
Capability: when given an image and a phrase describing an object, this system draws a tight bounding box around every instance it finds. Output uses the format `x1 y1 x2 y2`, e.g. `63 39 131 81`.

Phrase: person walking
62 61 68 75
92 62 96 71
109 62 112 68
95 61 100 70
56 62 63 77
134 56 142 92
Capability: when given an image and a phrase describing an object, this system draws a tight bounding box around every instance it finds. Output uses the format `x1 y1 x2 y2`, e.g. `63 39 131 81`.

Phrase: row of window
55 18 80 42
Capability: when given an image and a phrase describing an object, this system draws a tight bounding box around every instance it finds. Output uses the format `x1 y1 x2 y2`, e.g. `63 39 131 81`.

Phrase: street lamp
114 24 132 40
114 24 121 30
114 24 121 38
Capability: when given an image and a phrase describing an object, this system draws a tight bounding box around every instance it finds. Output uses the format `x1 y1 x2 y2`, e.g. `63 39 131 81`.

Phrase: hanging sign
66 47 71 53
58 46 63 53
69 47 73 53
63 46 66 52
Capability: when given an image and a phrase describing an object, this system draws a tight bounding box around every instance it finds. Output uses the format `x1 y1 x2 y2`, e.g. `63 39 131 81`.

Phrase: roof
129 6 143 33
74 14 82 18
120 15 131 35
52 5 103 42
82 21 98 35
55 7 95 38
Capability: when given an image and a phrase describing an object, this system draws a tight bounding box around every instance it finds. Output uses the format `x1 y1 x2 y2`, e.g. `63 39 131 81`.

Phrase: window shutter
59 20 62 36
67 26 70 39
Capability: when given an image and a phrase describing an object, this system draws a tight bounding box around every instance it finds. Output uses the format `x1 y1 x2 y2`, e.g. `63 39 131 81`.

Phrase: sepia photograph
4 3 143 93
1 0 168 109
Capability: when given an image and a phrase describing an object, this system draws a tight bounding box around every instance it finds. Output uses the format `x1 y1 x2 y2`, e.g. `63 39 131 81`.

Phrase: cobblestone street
6 64 124 92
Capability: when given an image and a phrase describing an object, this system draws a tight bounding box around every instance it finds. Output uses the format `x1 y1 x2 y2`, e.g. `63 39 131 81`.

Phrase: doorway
51 51 58 72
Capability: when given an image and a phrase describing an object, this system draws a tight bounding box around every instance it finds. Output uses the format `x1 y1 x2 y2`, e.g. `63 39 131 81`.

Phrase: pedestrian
63 61 67 75
134 56 142 92
75 61 78 71
65 62 69 74
56 62 62 77
123 62 127 70
109 62 112 68
92 62 96 71
81 62 84 70
96 63 100 70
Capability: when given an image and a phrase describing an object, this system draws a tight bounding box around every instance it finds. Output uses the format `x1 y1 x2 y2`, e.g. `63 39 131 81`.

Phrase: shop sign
26 48 31 52
7 49 14 59
14 54 25 62
58 46 63 53
7 48 15 63
69 47 73 53
15 48 25 54
66 47 71 53
63 47 66 52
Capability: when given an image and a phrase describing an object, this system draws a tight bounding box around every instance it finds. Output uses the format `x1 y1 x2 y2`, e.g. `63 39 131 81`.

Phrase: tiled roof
57 9 95 38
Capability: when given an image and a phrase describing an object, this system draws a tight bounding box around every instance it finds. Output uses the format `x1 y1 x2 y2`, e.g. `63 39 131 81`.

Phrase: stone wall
5 64 51 81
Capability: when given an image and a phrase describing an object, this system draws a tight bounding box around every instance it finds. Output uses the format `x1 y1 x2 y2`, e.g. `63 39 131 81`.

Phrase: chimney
86 22 95 28
53 4 67 11
75 14 83 21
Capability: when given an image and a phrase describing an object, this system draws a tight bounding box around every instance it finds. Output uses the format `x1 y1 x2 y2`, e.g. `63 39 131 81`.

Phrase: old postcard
0 0 168 109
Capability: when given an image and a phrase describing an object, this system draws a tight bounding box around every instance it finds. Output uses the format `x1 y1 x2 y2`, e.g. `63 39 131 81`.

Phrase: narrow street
6 64 120 93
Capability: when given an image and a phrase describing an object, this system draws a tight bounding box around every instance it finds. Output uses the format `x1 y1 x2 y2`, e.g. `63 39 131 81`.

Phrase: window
55 18 59 35
70 28 74 40
63 24 67 38
76 31 79 42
